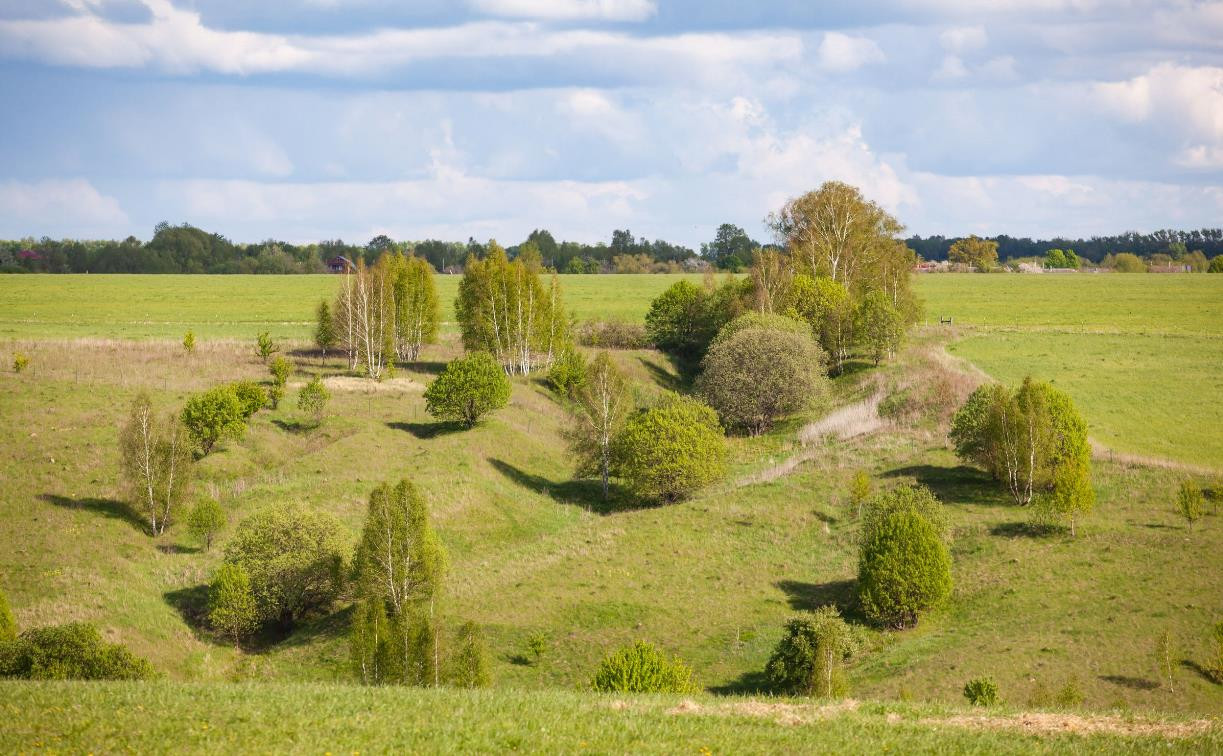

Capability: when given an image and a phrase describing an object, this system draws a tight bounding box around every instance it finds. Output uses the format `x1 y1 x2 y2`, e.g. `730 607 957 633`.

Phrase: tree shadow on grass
774 578 860 619
1099 674 1159 691
387 420 466 439
1180 659 1221 684
989 522 1065 539
272 418 319 434
881 465 1009 508
39 493 147 533
709 669 777 696
488 458 634 515
272 604 353 652
637 356 686 393
406 360 448 376
507 653 531 667
157 542 201 555
164 583 211 638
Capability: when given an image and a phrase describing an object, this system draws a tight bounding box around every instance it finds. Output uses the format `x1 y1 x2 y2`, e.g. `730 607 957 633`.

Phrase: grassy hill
2 681 1217 753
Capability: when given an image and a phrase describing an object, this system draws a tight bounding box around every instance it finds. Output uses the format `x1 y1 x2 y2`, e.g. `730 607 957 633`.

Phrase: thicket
0 623 154 680
589 641 698 694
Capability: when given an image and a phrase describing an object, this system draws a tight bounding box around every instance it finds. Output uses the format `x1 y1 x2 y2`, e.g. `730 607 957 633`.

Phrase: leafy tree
456 241 568 375
315 300 338 357
589 641 697 694
568 352 632 500
644 277 746 376
0 623 154 680
351 479 448 686
765 607 860 697
697 323 829 435
1155 630 1176 692
12 353 29 373
785 274 855 372
1176 479 1204 531
848 470 871 519
857 485 953 628
1112 252 1147 273
120 393 193 535
611 393 728 502
527 632 549 664
223 503 346 628
181 386 246 456
182 330 195 354
230 381 267 420
856 290 903 366
297 375 330 425
0 586 15 642
269 356 293 388
1209 255 1223 273
702 223 756 270
448 621 492 688
547 344 587 395
948 236 1000 269
187 498 225 550
207 563 258 645
255 331 280 363
964 677 999 706
333 255 396 379
1044 248 1068 268
391 253 440 361
423 352 511 427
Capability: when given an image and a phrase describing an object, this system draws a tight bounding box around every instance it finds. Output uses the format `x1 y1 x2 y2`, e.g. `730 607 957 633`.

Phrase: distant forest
2 221 1221 274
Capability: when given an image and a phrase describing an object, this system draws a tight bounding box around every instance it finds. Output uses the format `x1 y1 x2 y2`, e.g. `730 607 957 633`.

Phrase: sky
0 0 1221 248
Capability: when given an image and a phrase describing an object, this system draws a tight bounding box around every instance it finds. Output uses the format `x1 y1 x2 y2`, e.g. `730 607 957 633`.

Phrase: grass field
3 681 1217 753
0 271 1220 750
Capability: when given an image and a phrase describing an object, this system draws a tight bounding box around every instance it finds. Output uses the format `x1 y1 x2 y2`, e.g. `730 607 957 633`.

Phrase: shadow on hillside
775 578 859 617
273 418 320 434
488 458 630 515
164 583 350 650
39 493 147 533
408 360 448 376
880 464 1008 507
709 670 776 696
388 420 465 439
833 358 874 377
989 522 1064 539
1180 660 1221 684
273 605 352 652
157 542 201 555
637 356 685 392
164 583 211 638
1099 674 1159 690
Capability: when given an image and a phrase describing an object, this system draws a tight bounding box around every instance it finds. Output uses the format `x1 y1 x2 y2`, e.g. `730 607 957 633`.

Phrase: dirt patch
928 712 1214 740
798 394 885 445
666 699 860 727
322 376 422 393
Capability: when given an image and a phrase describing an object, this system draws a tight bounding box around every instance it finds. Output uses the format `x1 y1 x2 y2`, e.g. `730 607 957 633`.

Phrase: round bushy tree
223 503 346 628
181 385 245 455
611 394 728 502
297 375 330 425
230 381 267 420
709 312 811 349
857 486 952 628
547 344 587 395
697 324 829 435
765 607 860 697
423 352 511 427
187 497 226 550
208 563 258 645
589 641 697 694
0 623 153 680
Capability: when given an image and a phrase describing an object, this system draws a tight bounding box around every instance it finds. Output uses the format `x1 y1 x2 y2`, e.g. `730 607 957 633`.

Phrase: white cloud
939 25 987 53
817 32 885 72
933 54 968 80
0 178 127 232
1095 63 1223 167
468 0 656 22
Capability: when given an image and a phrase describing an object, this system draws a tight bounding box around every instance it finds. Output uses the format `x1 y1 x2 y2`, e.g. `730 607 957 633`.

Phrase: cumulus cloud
467 0 656 22
1095 63 1223 167
0 178 127 234
939 25 987 52
817 32 886 72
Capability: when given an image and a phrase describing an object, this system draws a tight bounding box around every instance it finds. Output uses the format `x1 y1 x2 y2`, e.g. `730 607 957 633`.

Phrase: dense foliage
611 393 728 502
0 623 154 680
765 607 860 697
222 503 347 628
423 352 512 427
180 385 246 456
589 641 697 694
857 485 953 628
644 277 749 375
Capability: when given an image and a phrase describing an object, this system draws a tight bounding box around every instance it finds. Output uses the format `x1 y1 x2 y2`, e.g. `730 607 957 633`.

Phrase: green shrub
0 587 15 642
255 331 280 362
1054 677 1085 707
1177 479 1205 531
0 623 153 680
709 312 810 349
423 352 511 427
856 290 904 366
848 470 871 519
857 485 953 628
611 393 728 502
182 330 195 354
644 278 746 376
187 498 226 550
765 607 860 697
230 381 268 420
963 677 999 706
269 355 293 388
12 353 29 373
223 503 346 628
589 641 697 694
1112 252 1146 273
448 621 492 689
547 345 587 395
697 324 829 435
267 385 284 411
527 631 549 664
297 375 330 425
208 563 258 645
575 320 651 349
181 385 246 456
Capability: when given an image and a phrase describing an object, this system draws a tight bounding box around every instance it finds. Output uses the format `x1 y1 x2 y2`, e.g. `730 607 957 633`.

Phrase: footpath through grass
1 681 1217 754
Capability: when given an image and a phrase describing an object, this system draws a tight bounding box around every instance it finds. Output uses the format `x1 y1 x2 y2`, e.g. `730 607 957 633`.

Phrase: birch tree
568 352 631 499
391 253 440 362
335 256 395 379
119 393 193 536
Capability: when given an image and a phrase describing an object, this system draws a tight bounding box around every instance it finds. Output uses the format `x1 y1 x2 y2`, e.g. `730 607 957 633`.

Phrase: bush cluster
589 641 698 694
575 320 652 349
0 623 154 680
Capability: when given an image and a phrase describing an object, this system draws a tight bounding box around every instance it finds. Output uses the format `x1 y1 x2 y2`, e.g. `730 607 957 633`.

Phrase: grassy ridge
1 681 1216 753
